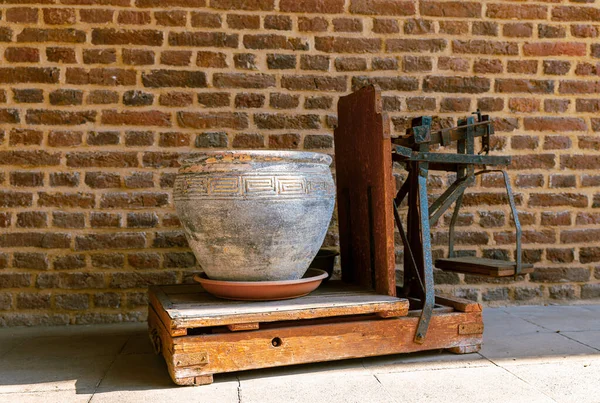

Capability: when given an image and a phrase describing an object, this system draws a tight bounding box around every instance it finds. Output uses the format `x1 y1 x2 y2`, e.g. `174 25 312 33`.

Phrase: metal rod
393 200 425 294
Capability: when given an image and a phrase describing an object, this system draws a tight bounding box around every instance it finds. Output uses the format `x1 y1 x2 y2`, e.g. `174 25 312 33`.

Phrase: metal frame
392 111 523 342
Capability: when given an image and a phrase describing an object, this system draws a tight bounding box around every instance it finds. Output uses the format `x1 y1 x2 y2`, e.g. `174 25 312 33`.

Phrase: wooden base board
148 293 483 386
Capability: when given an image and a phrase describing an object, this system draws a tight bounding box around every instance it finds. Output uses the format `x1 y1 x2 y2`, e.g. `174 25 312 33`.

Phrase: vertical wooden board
334 85 395 296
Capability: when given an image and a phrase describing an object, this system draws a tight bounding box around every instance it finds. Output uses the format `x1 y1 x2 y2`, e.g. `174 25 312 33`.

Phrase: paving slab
362 349 491 374
0 391 92 403
480 330 598 361
92 353 239 403
376 365 556 403
483 308 548 337
240 372 396 403
561 330 600 351
506 359 600 403
506 305 600 332
120 331 155 355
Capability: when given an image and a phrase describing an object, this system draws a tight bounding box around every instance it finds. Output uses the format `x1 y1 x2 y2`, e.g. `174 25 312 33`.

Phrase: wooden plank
149 289 188 337
227 323 259 331
165 310 483 378
435 295 482 313
334 85 396 296
435 257 534 277
152 283 409 330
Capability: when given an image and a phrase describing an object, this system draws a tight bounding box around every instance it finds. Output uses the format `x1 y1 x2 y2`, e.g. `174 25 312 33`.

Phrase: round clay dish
193 269 328 301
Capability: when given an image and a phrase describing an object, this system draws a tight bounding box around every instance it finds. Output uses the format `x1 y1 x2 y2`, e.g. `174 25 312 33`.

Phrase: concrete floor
0 305 599 403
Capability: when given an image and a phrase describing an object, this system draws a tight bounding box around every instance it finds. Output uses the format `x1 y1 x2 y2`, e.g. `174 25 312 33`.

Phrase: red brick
487 4 547 19
83 49 116 65
235 93 265 108
407 97 436 112
503 23 533 38
496 79 554 94
255 113 320 130
160 92 194 107
561 229 600 244
227 14 260 29
264 15 292 31
38 192 95 208
268 133 300 149
420 1 480 17
300 55 330 71
100 193 169 209
0 28 12 42
53 212 85 228
333 18 363 32
438 57 469 72
552 6 600 21
13 252 49 270
507 60 538 75
210 0 274 11
0 151 60 166
372 18 399 34
440 98 470 113
90 212 121 228
101 110 171 127
0 232 70 249
544 135 571 149
562 155 600 170
549 174 576 189
66 68 136 86
191 12 222 28
87 131 120 146
452 40 518 55
524 117 586 132
529 193 587 208
282 75 346 92
350 0 415 16
298 17 328 32
26 110 96 126
11 171 43 187
17 28 85 43
155 10 186 26
46 47 76 63
232 133 265 149
142 152 181 168
524 42 586 57
49 89 83 106
477 97 503 112
76 233 146 251
244 34 307 50
6 7 39 23
304 135 333 149
85 172 121 189
316 36 381 53
125 131 154 146
92 29 163 46
423 76 490 93
87 90 119 105
50 173 79 187
509 98 540 113
472 21 498 36
539 24 566 38
198 92 230 107
213 73 275 88
0 67 59 84
9 128 42 146
177 111 249 129
197 51 228 68
169 32 238 47
335 57 367 72
473 59 502 74
122 49 155 66
386 38 446 53
135 0 204 6
510 154 555 170
67 151 138 168
79 9 113 23
118 11 150 25
5 47 39 63
195 132 228 148
48 130 83 147
353 76 418 92
43 8 76 25
280 0 343 13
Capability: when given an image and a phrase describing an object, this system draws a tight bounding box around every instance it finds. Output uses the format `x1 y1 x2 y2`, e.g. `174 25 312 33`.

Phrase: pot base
193 269 328 301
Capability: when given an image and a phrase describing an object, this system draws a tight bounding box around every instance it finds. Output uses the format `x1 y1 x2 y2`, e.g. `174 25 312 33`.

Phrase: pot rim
179 150 332 167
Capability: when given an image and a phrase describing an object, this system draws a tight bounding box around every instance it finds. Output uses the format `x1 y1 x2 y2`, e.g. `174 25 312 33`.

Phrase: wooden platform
150 282 409 337
435 257 534 277
148 284 483 386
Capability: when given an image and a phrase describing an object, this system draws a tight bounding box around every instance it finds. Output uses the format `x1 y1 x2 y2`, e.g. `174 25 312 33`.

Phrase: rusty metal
392 111 525 342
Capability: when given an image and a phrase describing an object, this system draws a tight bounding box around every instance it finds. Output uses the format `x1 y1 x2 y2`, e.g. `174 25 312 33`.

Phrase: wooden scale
148 86 531 386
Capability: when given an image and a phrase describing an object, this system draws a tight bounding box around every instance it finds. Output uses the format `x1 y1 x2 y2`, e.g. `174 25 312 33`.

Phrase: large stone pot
173 150 335 281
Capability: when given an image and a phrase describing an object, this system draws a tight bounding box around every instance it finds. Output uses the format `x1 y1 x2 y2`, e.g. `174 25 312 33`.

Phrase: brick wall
1 0 600 326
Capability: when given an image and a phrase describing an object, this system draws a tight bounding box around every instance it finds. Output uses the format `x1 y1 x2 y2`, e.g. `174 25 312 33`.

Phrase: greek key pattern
174 174 334 199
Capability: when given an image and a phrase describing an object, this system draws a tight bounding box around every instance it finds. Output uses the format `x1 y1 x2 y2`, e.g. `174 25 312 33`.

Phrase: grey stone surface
0 305 599 402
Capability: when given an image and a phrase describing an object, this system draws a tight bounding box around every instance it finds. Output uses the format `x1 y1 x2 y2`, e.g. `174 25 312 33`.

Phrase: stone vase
173 150 336 281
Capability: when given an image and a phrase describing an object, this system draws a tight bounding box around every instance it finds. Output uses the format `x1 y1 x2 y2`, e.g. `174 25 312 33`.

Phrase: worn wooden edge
170 299 409 330
165 310 483 378
149 291 188 337
227 322 260 331
435 295 482 313
447 344 482 354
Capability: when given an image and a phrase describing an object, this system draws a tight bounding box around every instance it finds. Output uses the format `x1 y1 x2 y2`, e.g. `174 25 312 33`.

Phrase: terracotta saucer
193 269 328 301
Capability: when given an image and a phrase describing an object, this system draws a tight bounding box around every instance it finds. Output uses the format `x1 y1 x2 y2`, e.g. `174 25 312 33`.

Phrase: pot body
173 150 335 281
